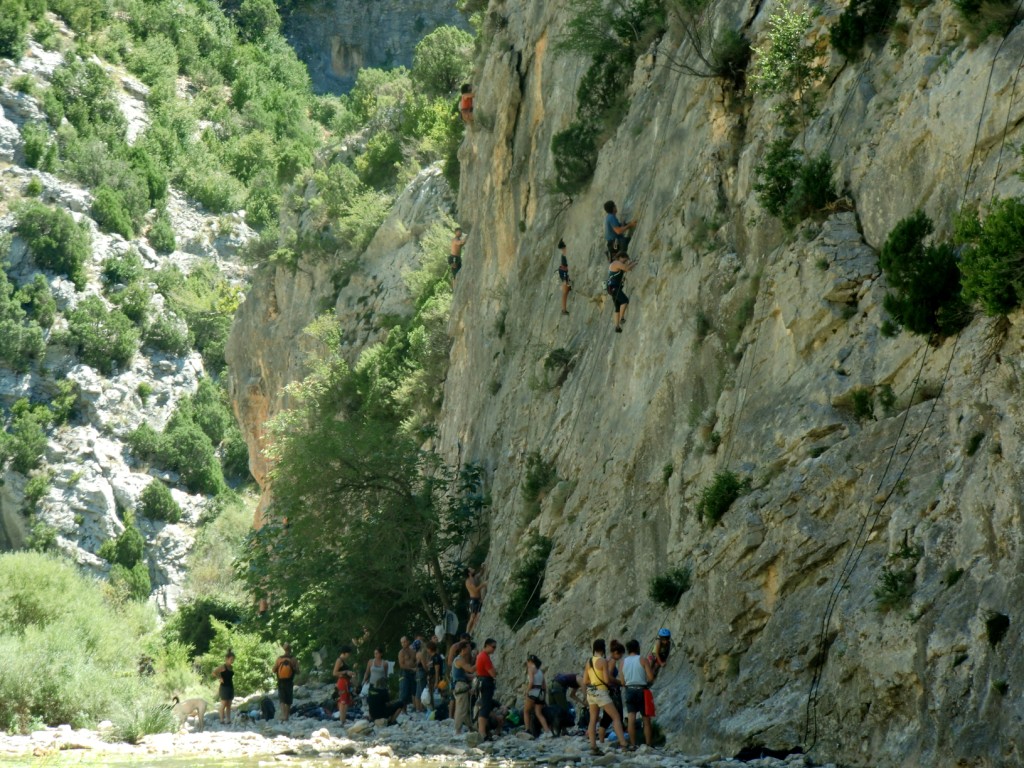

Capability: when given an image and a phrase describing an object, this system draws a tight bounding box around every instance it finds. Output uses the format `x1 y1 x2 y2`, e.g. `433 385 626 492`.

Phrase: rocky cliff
283 0 469 93
230 1 1024 765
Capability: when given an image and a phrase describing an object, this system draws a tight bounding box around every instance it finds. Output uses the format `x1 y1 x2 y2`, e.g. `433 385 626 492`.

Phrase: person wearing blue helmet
648 629 672 681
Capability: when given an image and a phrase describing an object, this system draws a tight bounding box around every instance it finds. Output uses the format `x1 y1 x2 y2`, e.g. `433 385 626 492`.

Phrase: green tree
412 26 474 97
957 197 1024 316
237 0 281 43
750 8 824 127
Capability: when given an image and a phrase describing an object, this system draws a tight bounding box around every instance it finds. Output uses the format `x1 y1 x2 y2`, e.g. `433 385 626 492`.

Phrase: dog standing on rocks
171 695 208 732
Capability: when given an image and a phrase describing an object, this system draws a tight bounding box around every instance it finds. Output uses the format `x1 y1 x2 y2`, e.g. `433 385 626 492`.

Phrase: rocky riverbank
0 712 833 768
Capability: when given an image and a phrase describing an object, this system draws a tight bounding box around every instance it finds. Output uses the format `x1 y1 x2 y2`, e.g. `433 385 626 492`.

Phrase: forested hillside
0 0 472 737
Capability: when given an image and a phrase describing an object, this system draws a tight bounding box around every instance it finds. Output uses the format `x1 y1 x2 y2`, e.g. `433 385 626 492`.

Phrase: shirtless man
449 227 468 287
397 636 420 712
465 566 486 635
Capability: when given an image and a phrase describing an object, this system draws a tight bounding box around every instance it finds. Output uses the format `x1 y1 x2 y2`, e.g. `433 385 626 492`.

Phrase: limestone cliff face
230 0 1024 764
283 0 469 93
438 2 1024 766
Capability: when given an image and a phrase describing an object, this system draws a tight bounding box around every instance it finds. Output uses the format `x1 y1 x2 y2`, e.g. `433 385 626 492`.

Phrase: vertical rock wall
435 1 1024 765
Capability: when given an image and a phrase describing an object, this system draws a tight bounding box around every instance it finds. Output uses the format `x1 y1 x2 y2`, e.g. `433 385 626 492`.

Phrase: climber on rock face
557 238 571 315
459 84 474 125
604 201 637 260
607 250 634 333
449 227 467 287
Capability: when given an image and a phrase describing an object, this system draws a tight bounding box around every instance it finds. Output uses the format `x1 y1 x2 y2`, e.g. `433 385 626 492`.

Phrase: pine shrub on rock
65 296 140 375
957 197 1024 316
137 479 181 523
880 210 970 336
649 566 692 608
15 202 91 289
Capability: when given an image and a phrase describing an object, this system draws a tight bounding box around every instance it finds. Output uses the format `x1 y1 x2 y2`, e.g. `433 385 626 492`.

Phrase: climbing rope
802 2 1024 752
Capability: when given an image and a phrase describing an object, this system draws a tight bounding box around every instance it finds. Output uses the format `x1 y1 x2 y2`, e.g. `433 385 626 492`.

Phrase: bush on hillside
829 0 893 61
649 566 693 608
92 185 136 238
20 121 53 170
170 596 247 658
0 0 28 61
550 122 598 198
98 515 146 570
0 551 151 728
65 296 140 375
696 470 750 524
108 560 152 602
196 617 276 696
957 197 1024 316
0 269 46 371
412 25 474 97
15 202 91 289
754 139 837 227
501 534 553 630
137 479 182 523
148 210 177 254
144 314 193 357
18 274 56 330
0 399 51 475
880 210 970 335
101 249 144 287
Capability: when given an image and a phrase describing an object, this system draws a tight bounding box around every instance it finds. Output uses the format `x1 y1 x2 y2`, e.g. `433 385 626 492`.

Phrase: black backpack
260 696 275 720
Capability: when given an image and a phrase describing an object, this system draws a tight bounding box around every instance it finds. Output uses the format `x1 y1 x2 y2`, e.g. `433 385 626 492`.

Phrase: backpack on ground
260 696 275 720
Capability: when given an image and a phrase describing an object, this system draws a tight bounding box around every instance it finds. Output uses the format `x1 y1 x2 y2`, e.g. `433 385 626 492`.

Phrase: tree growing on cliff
412 26 474 97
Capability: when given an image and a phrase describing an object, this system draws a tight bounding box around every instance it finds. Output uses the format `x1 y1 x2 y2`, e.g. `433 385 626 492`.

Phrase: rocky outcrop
0 32 254 612
282 0 469 93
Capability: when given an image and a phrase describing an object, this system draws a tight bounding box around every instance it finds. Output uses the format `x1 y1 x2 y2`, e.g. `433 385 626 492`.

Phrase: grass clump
696 470 750 524
648 566 692 608
873 540 922 612
880 210 970 336
501 533 553 630
107 701 177 744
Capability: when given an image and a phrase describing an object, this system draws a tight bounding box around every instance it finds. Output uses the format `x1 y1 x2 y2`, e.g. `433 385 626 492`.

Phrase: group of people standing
331 624 672 753
212 643 300 724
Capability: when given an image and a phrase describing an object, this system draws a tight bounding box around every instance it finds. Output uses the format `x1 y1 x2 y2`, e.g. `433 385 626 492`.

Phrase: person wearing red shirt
475 638 497 738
